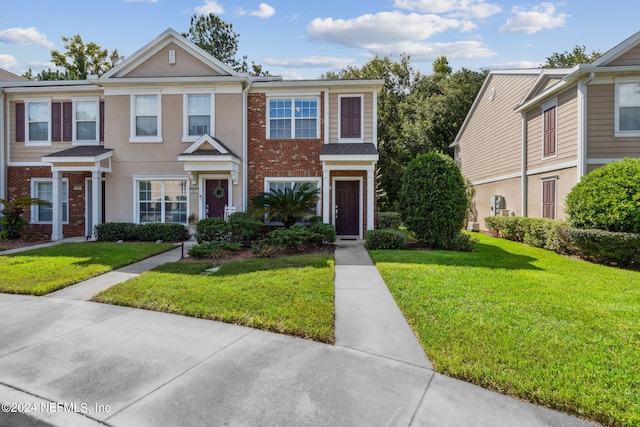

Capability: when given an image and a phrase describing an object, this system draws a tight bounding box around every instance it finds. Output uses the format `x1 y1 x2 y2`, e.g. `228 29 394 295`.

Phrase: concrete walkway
0 239 599 427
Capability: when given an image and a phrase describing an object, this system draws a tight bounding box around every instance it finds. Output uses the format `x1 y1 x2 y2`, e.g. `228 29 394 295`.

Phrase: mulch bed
0 239 51 252
182 244 335 267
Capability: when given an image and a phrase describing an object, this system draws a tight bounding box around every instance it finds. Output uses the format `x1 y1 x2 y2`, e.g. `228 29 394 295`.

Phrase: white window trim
30 177 69 224
182 91 215 143
541 98 558 160
541 177 558 220
25 98 52 147
72 97 100 146
338 94 364 143
132 177 190 225
129 92 163 143
263 177 322 218
614 80 640 137
266 96 321 140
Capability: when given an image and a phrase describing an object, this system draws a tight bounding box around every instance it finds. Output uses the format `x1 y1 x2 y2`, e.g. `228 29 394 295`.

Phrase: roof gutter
0 88 5 205
242 78 251 212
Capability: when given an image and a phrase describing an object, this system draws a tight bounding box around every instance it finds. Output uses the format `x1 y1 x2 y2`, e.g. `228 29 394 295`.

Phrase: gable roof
0 68 28 82
100 28 239 80
591 30 640 67
181 134 240 158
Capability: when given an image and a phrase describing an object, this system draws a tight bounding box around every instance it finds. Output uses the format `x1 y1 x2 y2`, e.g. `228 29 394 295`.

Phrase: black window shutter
99 101 105 142
15 103 25 142
51 103 62 142
62 102 72 141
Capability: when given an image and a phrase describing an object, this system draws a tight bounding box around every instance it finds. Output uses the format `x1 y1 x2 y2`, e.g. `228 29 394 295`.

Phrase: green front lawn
93 254 335 343
0 242 175 295
370 233 640 427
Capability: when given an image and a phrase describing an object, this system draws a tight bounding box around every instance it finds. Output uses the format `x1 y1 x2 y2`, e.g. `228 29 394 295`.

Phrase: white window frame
72 97 100 145
266 96 321 140
541 99 558 160
25 99 51 146
614 79 640 137
130 92 162 143
30 178 69 224
132 177 189 225
338 94 364 143
182 91 215 142
263 177 322 221
541 177 557 220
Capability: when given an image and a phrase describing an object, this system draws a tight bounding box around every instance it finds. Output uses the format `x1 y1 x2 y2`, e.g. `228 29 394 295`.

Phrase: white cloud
394 0 501 19
0 54 21 72
194 0 224 15
307 11 462 48
250 3 275 19
365 40 497 61
499 3 568 34
264 56 355 68
0 27 55 49
280 70 305 80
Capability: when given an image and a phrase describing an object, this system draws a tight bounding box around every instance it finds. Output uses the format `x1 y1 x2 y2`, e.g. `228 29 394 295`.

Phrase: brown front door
205 179 228 218
335 181 359 235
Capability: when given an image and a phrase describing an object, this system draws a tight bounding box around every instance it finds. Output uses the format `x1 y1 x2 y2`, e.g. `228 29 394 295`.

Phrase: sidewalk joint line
334 343 434 371
408 372 436 426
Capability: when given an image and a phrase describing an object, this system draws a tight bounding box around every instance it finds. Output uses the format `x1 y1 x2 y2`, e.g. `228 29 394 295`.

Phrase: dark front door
205 179 228 218
335 181 359 235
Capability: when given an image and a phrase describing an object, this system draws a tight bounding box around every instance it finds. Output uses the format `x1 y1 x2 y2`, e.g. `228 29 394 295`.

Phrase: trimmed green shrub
189 241 242 259
377 212 401 229
95 222 137 241
196 217 228 243
557 226 640 268
485 216 526 241
398 152 468 249
566 158 640 233
307 222 336 245
365 229 408 250
447 232 478 252
263 225 313 251
196 213 267 245
484 216 565 252
95 222 189 242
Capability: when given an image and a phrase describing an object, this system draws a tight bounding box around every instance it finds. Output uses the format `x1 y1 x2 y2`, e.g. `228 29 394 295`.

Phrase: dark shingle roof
320 143 378 156
43 146 113 158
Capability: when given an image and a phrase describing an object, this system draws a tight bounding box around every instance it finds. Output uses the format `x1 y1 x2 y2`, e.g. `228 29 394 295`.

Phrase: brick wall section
330 170 369 235
247 93 325 201
7 166 92 237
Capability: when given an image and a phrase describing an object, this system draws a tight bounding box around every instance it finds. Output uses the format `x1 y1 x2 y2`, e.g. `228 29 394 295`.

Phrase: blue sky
0 0 638 79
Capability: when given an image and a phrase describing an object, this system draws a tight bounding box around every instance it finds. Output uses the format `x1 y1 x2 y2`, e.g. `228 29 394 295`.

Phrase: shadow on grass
371 242 542 271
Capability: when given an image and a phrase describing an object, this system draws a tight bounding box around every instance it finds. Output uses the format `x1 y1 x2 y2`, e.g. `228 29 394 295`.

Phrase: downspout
577 72 595 182
0 88 5 205
242 79 251 212
521 112 527 217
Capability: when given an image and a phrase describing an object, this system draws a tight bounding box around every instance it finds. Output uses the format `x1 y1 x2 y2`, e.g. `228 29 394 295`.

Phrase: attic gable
591 30 640 67
182 134 239 158
101 28 237 79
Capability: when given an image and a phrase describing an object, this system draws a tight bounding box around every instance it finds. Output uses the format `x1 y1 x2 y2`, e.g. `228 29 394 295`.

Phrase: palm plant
0 196 51 240
250 182 319 228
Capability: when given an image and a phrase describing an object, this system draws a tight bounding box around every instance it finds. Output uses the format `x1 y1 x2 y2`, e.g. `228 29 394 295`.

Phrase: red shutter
543 106 556 157
542 180 556 219
62 102 72 141
51 103 62 142
15 103 25 142
99 101 105 142
340 97 361 139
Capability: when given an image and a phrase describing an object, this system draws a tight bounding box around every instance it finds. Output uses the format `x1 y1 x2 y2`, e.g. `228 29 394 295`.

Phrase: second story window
130 93 162 142
616 82 640 136
268 97 319 139
27 101 50 143
184 93 213 141
74 101 98 142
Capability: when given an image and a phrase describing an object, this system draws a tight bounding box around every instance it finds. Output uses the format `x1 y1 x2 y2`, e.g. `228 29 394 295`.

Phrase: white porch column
322 169 330 224
91 170 102 240
366 167 375 230
51 171 64 241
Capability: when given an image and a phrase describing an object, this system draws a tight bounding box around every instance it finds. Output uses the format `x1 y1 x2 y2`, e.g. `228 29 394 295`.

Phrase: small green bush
95 222 189 242
377 212 401 229
485 216 526 241
307 222 336 245
196 217 228 243
398 152 468 249
565 158 640 233
557 226 640 268
365 229 408 250
196 213 267 245
189 241 242 259
485 216 565 252
264 225 313 251
447 232 478 252
95 223 137 241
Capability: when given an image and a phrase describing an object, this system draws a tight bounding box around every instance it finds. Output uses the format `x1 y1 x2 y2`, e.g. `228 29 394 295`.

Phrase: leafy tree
0 197 51 240
398 152 468 249
50 35 123 79
250 182 319 228
21 68 79 81
322 55 414 210
565 159 640 233
183 13 269 76
542 45 601 68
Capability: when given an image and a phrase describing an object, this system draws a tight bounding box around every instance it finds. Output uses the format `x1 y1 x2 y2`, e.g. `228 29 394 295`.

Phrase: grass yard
93 254 335 343
0 242 175 295
370 233 640 427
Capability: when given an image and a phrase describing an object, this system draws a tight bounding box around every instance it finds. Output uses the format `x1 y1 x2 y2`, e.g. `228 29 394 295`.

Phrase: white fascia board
251 79 384 92
4 85 102 95
178 155 240 164
319 154 379 162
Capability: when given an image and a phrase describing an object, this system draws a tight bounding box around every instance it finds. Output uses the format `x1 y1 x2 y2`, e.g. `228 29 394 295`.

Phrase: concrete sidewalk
0 239 599 427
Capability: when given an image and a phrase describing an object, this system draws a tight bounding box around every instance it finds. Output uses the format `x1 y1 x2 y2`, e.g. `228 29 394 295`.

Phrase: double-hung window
137 179 188 224
615 82 640 136
131 94 162 142
31 178 68 223
27 101 50 144
74 100 99 143
268 97 319 139
264 179 321 222
183 93 213 141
